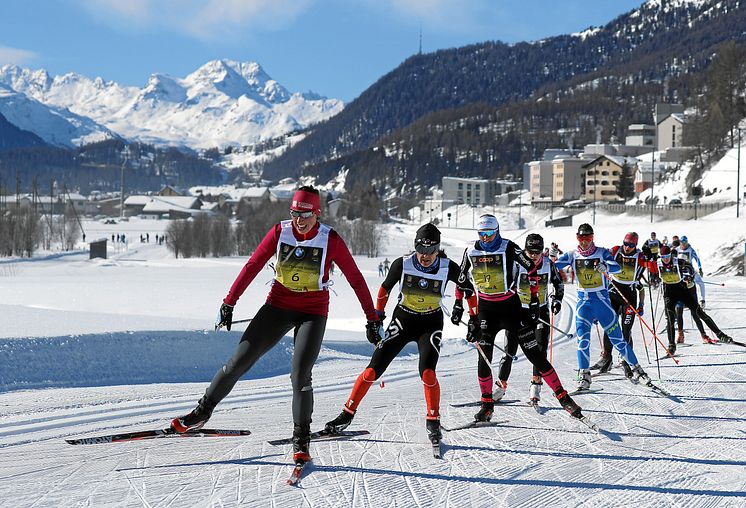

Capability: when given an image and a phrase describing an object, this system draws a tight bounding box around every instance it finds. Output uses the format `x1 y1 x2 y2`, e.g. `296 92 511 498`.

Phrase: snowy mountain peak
0 60 343 150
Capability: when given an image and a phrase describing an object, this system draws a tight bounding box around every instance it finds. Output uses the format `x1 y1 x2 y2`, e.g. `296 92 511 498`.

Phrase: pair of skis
66 425 368 486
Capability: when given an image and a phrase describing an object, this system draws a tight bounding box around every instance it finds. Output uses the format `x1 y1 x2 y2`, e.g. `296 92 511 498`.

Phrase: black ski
567 387 603 396
268 429 370 446
449 399 520 408
442 420 509 432
66 427 251 445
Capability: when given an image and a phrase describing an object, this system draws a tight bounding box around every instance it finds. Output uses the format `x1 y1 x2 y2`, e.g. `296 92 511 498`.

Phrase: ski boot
529 380 542 403
589 353 612 373
716 332 734 344
620 360 633 379
325 408 355 434
426 418 442 443
493 380 507 402
702 334 717 344
667 342 677 356
576 369 591 391
171 396 215 433
556 390 582 418
474 395 494 422
631 364 651 385
292 423 312 464
676 329 685 344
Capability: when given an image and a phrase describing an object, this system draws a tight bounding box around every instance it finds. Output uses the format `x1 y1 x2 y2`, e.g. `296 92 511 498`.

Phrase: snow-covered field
1 209 745 507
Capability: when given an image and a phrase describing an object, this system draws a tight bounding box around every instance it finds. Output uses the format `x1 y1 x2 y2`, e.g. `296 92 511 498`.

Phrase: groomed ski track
2 286 746 507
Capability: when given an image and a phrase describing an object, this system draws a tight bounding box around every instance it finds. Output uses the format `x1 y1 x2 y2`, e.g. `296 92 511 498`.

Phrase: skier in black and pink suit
171 186 381 467
324 223 476 445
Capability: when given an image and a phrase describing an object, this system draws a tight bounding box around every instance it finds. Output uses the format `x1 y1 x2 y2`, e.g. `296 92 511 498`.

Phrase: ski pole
537 317 574 339
595 322 603 348
649 282 662 379
604 273 678 366
232 318 252 325
639 317 651 364
459 320 517 360
549 311 555 363
473 340 496 366
702 280 725 286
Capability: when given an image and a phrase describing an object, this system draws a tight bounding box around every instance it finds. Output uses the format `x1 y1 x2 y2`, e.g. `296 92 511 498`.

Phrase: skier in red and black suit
171 186 381 467
658 245 733 355
590 232 647 377
454 215 583 422
325 223 475 445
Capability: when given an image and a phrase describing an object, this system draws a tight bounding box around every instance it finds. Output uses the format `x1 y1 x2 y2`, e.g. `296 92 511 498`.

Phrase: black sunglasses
290 210 315 218
415 243 440 255
623 242 637 248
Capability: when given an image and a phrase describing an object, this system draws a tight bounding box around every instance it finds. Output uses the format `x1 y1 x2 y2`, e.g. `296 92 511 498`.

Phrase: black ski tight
498 305 550 379
478 296 552 382
203 304 326 427
676 286 705 334
663 285 721 344
367 309 442 377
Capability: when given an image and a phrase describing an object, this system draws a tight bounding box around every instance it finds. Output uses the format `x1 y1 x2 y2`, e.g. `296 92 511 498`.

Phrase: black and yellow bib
574 254 604 290
657 258 682 285
612 249 640 285
516 257 550 308
399 255 449 313
468 240 509 296
275 220 330 292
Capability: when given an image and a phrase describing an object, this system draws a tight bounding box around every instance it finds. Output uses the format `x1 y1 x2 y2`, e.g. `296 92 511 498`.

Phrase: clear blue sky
1 1 645 102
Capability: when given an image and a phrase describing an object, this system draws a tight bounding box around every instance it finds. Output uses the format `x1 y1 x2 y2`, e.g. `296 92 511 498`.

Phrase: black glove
466 316 481 343
366 320 383 345
451 300 464 325
215 303 233 331
698 268 703 277
551 299 562 315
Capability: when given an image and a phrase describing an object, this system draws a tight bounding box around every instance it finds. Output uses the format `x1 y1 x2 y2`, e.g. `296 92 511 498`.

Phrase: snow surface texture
1 210 745 506
0 60 343 149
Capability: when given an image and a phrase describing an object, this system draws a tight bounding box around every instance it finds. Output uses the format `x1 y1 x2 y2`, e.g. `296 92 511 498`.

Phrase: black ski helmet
525 233 544 253
414 223 441 254
577 223 594 236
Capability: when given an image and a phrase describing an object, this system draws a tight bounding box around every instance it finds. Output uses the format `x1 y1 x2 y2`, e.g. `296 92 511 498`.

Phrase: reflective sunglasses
576 234 593 240
290 210 315 218
415 243 440 255
623 242 637 248
478 229 496 238
660 253 672 260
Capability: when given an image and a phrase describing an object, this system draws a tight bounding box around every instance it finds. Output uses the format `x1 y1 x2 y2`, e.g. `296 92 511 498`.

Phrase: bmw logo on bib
295 248 305 258
419 279 429 289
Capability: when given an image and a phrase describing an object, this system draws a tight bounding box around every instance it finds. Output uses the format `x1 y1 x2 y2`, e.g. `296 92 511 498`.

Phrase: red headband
291 190 321 215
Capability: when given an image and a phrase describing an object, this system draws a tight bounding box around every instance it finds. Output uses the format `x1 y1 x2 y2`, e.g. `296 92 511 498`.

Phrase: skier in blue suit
555 224 651 391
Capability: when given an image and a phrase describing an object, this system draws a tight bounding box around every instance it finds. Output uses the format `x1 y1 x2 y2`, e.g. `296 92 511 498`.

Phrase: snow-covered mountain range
0 60 343 149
